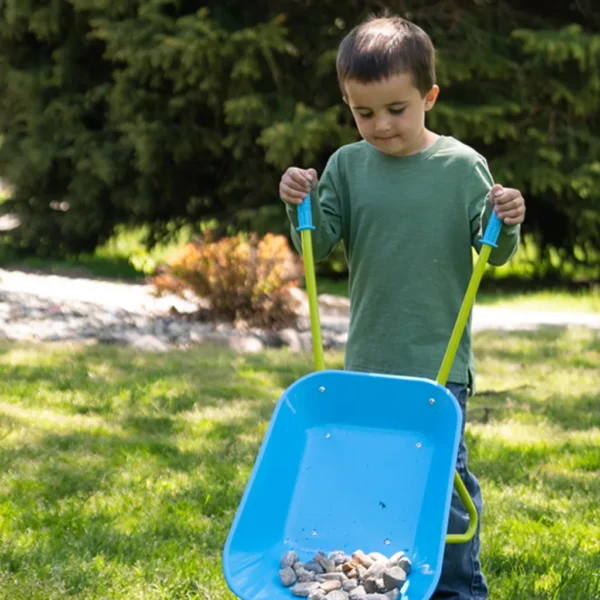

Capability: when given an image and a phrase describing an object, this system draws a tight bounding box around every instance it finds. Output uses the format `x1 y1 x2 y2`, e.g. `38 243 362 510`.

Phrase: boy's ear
424 85 440 111
342 96 349 105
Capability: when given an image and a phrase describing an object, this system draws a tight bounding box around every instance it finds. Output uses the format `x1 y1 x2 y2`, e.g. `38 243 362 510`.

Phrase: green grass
0 328 598 599
316 278 600 313
476 287 600 312
0 225 192 281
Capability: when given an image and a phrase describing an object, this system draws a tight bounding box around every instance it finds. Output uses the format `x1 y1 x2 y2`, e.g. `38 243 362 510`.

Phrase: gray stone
297 568 317 582
304 561 326 575
356 565 367 580
279 567 297 587
131 334 169 352
281 550 299 569
364 595 389 600
167 320 188 338
349 586 367 600
153 319 167 336
255 329 285 348
363 579 378 594
342 579 358 592
321 579 342 593
352 550 374 569
385 552 405 567
397 558 411 575
324 592 349 600
294 561 306 574
279 327 302 351
368 553 388 563
318 293 350 314
228 335 264 353
291 582 321 597
382 567 407 591
319 573 345 582
329 551 351 566
363 560 387 581
298 331 315 352
308 589 326 600
385 590 399 600
293 314 309 331
314 551 336 573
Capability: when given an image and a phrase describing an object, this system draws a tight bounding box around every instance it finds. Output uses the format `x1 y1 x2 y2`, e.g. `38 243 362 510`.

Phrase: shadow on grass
0 409 261 595
468 429 600 493
0 342 282 415
468 389 600 431
475 326 600 368
0 341 289 595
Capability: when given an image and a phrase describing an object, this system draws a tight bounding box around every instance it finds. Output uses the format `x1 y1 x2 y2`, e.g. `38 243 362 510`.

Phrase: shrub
153 232 302 330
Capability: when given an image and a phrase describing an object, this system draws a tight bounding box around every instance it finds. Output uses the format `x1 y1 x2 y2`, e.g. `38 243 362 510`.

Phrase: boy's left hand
489 184 526 225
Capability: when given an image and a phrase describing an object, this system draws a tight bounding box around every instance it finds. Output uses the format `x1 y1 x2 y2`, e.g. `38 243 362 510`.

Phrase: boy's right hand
279 167 318 205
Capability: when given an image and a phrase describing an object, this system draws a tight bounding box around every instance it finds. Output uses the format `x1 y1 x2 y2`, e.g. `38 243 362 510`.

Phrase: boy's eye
357 112 372 119
389 107 406 115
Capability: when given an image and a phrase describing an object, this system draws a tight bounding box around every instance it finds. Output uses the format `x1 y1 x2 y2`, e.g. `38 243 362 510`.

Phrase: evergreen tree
0 0 598 274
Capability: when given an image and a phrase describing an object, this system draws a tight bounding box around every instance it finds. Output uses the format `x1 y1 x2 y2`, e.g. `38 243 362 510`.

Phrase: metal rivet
416 442 422 448
384 539 391 545
325 433 331 439
429 398 435 405
311 530 317 536
319 386 325 393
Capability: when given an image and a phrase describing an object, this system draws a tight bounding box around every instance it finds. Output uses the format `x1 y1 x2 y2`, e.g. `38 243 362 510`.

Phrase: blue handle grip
296 192 315 232
481 209 502 248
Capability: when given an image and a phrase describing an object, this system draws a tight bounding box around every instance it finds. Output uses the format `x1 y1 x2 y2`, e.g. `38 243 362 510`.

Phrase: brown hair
336 14 436 97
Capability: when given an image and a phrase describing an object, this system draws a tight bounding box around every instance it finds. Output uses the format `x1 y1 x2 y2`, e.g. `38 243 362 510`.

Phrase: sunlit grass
0 328 598 599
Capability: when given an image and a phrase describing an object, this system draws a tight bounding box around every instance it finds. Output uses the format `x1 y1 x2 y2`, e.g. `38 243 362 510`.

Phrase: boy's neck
406 128 439 156
378 128 440 158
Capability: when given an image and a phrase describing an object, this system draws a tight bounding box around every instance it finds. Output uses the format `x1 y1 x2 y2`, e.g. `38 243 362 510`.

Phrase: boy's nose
374 116 392 133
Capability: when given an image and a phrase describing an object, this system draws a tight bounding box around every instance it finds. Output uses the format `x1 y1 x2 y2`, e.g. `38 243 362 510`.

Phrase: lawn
0 328 599 599
316 278 600 314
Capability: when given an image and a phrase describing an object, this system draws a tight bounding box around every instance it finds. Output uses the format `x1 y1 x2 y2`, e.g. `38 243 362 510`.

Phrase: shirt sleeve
468 156 520 266
285 151 343 261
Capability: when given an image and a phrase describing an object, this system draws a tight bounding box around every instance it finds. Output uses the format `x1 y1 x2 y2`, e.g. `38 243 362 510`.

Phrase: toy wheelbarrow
223 194 503 599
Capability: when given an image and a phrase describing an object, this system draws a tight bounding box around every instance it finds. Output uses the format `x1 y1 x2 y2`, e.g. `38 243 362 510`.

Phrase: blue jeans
433 383 489 600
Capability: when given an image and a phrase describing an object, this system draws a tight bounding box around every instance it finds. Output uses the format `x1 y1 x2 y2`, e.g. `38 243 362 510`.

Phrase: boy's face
343 73 439 157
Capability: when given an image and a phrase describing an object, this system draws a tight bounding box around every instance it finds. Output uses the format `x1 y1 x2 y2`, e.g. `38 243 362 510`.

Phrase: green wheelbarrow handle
437 210 502 543
298 192 503 545
296 191 325 372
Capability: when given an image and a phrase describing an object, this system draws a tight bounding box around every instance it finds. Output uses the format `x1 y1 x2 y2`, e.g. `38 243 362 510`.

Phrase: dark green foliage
0 0 598 272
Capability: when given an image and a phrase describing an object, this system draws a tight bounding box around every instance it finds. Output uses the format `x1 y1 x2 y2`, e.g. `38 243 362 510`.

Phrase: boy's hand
489 184 526 226
279 167 318 205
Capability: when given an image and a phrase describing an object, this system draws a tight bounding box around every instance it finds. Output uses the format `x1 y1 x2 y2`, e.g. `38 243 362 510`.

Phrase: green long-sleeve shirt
286 135 520 390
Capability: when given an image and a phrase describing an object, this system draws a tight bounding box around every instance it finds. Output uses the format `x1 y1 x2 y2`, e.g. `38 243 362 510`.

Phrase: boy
279 13 526 600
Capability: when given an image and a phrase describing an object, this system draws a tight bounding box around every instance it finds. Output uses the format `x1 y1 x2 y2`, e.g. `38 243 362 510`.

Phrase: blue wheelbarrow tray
223 369 462 600
223 197 502 600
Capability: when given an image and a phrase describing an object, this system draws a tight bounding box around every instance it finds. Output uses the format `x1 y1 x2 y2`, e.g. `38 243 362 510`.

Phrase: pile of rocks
0 269 351 352
279 549 411 599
